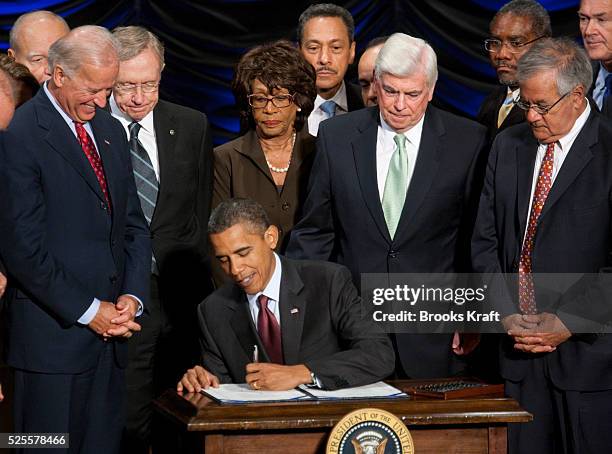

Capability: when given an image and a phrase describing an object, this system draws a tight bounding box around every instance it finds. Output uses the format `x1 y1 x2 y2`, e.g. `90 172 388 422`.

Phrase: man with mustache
477 0 551 141
579 0 612 117
297 3 363 136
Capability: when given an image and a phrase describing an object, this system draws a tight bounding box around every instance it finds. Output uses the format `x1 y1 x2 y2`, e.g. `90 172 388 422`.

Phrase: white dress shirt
376 112 425 201
523 100 591 242
308 81 349 136
110 95 160 181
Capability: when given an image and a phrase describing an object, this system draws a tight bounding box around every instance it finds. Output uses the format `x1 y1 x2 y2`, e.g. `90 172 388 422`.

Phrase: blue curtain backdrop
0 0 581 145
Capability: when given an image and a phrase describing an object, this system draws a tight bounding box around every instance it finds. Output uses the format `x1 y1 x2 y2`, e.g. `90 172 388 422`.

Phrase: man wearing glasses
472 37 612 453
109 26 214 454
477 0 551 141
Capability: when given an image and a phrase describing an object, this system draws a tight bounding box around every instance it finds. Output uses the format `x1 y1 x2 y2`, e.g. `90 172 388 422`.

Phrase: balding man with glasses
473 37 612 453
109 26 214 454
477 0 551 142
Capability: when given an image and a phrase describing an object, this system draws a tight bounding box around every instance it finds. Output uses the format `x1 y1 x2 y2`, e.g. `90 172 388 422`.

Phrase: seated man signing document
177 198 395 392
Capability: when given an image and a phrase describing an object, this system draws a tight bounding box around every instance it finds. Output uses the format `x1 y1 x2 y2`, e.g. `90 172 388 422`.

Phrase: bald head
8 11 69 84
358 40 386 106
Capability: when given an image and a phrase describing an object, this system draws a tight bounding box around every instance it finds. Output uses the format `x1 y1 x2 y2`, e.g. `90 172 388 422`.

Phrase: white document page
300 381 407 400
200 383 311 403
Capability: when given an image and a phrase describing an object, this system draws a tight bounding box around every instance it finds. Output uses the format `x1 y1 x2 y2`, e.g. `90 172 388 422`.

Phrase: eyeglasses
484 36 545 53
114 81 160 94
247 93 294 109
514 91 571 115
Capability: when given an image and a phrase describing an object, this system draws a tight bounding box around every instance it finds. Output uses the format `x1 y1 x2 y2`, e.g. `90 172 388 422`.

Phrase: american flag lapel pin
290 307 299 314
169 129 175 135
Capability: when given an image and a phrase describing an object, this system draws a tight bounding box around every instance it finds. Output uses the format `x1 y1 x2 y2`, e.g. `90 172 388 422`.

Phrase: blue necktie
604 74 612 102
320 100 337 118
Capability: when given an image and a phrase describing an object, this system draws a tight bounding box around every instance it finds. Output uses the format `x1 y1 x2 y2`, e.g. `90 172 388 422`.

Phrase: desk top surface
155 380 532 432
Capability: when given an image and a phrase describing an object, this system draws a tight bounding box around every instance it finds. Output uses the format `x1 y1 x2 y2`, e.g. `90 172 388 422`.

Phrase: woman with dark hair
213 40 317 252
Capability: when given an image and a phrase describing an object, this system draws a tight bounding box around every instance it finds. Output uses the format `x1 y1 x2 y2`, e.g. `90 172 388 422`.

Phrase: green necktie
382 134 409 239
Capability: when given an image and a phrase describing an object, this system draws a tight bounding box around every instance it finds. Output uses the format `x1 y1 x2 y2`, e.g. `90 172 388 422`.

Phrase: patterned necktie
320 100 337 119
128 122 158 224
382 134 409 239
518 142 555 314
256 294 283 364
603 74 612 106
497 91 515 128
74 121 111 212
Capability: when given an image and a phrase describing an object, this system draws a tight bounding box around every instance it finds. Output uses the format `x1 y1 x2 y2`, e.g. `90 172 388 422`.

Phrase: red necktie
518 142 555 314
74 121 111 212
257 295 283 364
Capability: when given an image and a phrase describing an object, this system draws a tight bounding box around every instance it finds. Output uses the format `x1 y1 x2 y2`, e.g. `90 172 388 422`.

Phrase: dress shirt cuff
78 298 100 325
305 371 322 389
124 294 144 317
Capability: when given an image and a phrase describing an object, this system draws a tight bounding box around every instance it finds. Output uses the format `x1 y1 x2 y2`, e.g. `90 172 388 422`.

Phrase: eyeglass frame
484 35 545 54
114 81 161 95
513 90 572 115
247 93 295 109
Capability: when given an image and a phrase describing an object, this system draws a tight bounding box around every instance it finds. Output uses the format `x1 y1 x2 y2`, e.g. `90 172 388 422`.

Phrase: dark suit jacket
346 81 364 112
0 89 151 374
213 128 316 251
150 99 214 304
286 105 487 377
476 86 525 142
471 109 612 390
198 257 395 390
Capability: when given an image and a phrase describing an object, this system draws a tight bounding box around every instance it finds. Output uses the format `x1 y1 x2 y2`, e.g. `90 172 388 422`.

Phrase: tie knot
257 294 269 310
129 121 141 140
394 133 407 151
320 100 336 118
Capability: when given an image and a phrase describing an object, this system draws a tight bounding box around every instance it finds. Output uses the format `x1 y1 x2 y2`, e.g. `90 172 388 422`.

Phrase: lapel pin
169 129 175 135
104 139 110 145
290 307 299 314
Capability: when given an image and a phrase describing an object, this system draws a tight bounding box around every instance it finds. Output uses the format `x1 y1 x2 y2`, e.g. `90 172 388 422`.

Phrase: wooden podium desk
154 380 531 454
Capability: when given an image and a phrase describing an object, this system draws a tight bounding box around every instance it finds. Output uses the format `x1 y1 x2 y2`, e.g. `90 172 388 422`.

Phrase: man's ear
52 65 66 88
264 225 279 250
349 40 356 65
7 48 15 59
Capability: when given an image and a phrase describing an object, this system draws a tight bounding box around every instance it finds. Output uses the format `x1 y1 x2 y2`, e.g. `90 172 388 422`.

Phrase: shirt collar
556 99 591 151
378 108 426 145
110 93 155 134
313 81 348 112
246 253 282 303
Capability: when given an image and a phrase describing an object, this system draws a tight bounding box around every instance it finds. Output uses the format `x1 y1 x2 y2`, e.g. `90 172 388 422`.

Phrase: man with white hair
0 26 150 453
8 10 69 83
288 33 487 378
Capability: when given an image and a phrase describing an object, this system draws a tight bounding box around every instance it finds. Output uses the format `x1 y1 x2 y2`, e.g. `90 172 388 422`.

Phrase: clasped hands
176 363 312 393
504 312 571 353
88 295 141 339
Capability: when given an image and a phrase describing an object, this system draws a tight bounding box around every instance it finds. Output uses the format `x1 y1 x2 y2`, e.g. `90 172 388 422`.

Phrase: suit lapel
352 108 391 243
152 102 177 226
37 92 107 205
393 106 441 241
515 133 537 239
236 130 276 187
229 286 269 362
539 112 597 219
278 258 306 365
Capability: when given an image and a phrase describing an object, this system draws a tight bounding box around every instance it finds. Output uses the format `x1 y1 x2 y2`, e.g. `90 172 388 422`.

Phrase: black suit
199 257 395 390
116 99 214 453
287 105 487 378
472 108 612 453
476 86 525 142
0 89 150 453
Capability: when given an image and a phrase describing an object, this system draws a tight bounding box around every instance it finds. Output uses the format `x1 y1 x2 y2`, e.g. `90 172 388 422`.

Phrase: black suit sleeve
303 266 395 390
286 125 336 260
198 301 233 383
196 113 214 256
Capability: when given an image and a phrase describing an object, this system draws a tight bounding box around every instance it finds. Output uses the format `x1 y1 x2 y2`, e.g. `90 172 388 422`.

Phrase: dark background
0 1 581 145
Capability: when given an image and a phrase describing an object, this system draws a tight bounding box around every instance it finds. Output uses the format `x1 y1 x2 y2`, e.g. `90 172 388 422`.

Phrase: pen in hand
253 345 259 363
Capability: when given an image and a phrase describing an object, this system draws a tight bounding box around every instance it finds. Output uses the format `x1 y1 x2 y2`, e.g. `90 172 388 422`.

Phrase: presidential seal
326 408 414 454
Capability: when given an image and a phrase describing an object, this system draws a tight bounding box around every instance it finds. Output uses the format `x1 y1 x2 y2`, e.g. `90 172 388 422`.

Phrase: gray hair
517 37 593 95
492 0 552 37
297 3 354 43
112 26 165 68
374 33 438 87
208 198 271 235
9 10 69 52
48 25 119 77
